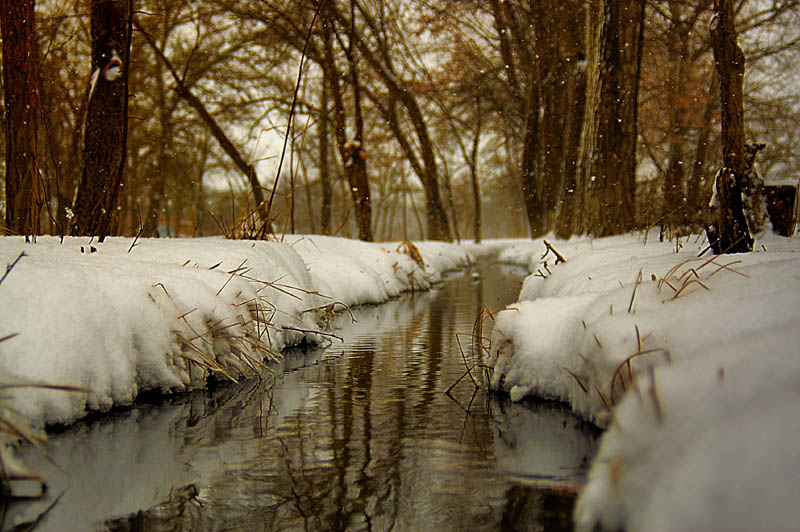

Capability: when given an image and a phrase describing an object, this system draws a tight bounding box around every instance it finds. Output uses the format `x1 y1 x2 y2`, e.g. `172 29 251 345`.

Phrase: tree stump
764 185 797 237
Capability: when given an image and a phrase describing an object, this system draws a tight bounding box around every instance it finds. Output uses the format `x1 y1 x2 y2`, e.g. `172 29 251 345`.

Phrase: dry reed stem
610 347 672 401
449 305 506 392
396 241 426 270
455 335 479 388
216 259 248 296
628 269 643 313
0 333 20 344
563 367 589 394
672 278 710 299
647 365 664 424
542 240 567 264
0 252 26 287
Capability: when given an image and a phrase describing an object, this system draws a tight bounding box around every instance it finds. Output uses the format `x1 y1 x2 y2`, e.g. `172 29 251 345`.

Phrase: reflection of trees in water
103 485 203 532
498 484 577 532
79 265 592 531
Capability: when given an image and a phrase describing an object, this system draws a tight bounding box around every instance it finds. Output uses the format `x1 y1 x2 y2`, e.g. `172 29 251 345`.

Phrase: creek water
3 261 598 532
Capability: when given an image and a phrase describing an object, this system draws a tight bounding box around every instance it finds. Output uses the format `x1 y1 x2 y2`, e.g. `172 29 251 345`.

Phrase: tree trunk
662 1 692 228
687 74 718 227
1 0 43 236
520 72 543 236
469 99 483 243
345 0 372 242
318 76 333 234
579 0 645 237
554 61 586 238
708 0 753 253
764 185 796 237
320 1 372 241
341 5 451 241
71 0 131 239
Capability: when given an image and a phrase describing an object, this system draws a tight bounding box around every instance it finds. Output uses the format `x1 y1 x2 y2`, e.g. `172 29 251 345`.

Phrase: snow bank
0 235 472 430
487 232 800 531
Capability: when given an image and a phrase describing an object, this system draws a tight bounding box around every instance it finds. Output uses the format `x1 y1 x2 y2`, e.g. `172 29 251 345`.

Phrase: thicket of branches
1 0 798 241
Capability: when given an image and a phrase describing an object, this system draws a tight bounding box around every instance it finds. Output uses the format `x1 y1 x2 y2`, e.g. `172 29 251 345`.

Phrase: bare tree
341 1 452 241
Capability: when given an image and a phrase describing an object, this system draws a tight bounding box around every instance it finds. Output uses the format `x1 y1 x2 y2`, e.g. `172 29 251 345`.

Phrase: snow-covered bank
487 232 800 531
0 235 472 431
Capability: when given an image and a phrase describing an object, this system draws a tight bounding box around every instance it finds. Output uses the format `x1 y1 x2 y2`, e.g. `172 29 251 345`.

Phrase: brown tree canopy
2 0 797 241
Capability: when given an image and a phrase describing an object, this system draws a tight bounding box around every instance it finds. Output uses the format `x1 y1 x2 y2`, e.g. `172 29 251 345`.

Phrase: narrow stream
3 261 598 531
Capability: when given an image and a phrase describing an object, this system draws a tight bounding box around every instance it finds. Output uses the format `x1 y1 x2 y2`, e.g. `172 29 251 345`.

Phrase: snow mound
0 235 472 428
487 232 800 531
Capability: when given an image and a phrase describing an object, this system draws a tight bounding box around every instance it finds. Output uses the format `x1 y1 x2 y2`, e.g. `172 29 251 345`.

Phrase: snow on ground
0 235 472 436
487 231 800 531
2 229 798 529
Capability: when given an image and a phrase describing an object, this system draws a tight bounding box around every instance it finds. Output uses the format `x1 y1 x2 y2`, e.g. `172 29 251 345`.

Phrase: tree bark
708 0 753 253
71 0 131 239
469 99 483 243
1 0 43 236
320 1 372 241
554 54 586 239
579 0 645 237
520 72 543 236
662 3 692 228
318 75 333 234
687 74 718 227
764 185 796 237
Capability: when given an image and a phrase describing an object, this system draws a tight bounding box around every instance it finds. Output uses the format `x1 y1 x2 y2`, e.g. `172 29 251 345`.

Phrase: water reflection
3 263 597 531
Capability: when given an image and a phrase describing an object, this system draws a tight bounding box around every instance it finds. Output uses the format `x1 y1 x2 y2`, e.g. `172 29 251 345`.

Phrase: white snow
2 229 798 530
487 231 800 531
0 235 471 431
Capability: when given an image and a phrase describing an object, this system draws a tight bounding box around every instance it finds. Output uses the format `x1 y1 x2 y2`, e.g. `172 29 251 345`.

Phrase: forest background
1 0 798 243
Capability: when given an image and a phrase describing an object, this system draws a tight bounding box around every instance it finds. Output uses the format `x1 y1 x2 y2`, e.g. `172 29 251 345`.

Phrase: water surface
3 262 597 531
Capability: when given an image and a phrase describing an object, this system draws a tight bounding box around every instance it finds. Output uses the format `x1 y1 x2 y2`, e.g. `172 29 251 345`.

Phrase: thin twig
0 252 26 287
127 205 144 253
265 2 323 220
542 239 567 264
281 326 343 342
628 269 643 313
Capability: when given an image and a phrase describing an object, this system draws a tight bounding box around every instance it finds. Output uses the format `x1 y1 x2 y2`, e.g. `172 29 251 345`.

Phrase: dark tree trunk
1 0 43 236
489 0 521 101
662 2 692 228
687 74 718 227
319 76 333 234
764 185 796 237
71 0 132 239
579 0 645 237
398 87 451 241
533 0 574 234
554 61 586 238
321 1 372 241
341 5 451 241
469 99 483 244
345 0 372 242
707 0 753 253
520 73 543 236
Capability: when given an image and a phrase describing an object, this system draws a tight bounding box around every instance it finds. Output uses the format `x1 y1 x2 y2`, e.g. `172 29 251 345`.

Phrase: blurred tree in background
1 0 44 236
